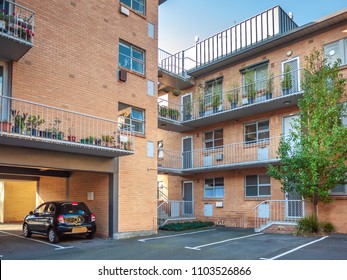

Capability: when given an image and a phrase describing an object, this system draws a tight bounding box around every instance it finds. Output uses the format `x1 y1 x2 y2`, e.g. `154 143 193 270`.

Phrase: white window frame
245 174 271 197
203 128 223 150
324 38 347 66
204 177 224 198
244 119 270 143
119 41 145 75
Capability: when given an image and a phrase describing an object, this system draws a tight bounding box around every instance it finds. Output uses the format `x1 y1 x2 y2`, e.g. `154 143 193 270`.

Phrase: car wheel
48 228 59 244
85 233 95 239
23 223 32 238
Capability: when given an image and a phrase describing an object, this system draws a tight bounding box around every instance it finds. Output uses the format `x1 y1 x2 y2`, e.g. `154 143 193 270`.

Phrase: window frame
120 0 146 15
204 77 223 107
244 119 270 144
324 38 347 66
118 103 145 135
331 183 347 196
245 174 271 198
203 128 223 150
119 41 145 75
204 177 224 198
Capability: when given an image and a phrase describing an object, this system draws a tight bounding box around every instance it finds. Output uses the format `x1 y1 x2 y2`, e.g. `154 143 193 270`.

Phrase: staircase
157 200 196 228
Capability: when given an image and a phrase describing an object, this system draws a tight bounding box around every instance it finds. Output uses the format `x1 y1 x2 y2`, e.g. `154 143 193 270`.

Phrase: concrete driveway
1 223 347 260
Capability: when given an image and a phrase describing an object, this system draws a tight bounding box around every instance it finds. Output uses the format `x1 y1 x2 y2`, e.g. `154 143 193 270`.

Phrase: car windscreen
60 203 90 215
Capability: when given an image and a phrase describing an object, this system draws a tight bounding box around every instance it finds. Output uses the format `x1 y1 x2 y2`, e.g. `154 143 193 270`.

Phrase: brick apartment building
157 6 347 233
0 0 166 238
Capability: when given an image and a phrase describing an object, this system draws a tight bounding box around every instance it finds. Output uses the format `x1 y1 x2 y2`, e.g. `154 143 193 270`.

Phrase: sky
158 0 347 54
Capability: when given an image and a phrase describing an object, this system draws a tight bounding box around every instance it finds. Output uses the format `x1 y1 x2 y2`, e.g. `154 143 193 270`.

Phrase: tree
267 49 347 218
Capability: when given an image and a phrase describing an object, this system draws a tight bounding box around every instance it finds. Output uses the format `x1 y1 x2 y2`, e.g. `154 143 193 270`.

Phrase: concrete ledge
113 230 157 239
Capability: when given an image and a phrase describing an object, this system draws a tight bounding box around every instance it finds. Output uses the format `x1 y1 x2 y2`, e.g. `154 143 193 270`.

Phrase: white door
183 181 193 215
283 114 303 218
0 61 10 121
181 93 192 121
282 57 300 95
182 137 193 169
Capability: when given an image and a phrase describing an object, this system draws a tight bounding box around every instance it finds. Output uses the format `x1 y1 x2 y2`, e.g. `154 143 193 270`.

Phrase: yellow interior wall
4 181 37 222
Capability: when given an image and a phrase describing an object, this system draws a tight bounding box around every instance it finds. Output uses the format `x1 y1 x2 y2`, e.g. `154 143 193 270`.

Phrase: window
119 41 145 74
204 177 224 198
324 38 347 66
244 119 269 143
242 64 269 93
204 77 223 108
245 175 271 197
118 103 145 134
120 0 145 15
342 102 347 127
331 183 347 195
204 129 223 149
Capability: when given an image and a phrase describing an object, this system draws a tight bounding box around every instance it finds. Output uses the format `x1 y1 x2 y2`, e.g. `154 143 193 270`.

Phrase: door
0 61 10 121
182 93 192 121
183 181 193 215
182 137 192 169
283 114 303 218
282 57 300 95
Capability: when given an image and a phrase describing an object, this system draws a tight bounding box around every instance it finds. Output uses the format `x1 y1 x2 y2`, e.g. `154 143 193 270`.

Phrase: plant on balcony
45 117 63 140
168 108 180 121
0 9 9 30
26 115 45 136
158 105 168 118
123 139 133 150
184 100 192 120
172 89 181 96
265 73 274 100
226 82 240 109
101 134 115 147
198 81 206 117
11 109 27 134
244 69 256 104
281 64 293 95
67 127 76 142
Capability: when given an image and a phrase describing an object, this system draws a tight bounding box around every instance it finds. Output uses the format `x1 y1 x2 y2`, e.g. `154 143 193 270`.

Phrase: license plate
72 227 87 233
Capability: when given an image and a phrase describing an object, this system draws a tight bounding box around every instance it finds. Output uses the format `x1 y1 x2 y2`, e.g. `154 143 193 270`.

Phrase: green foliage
244 69 256 99
159 221 214 232
281 64 293 90
296 215 335 236
267 48 347 217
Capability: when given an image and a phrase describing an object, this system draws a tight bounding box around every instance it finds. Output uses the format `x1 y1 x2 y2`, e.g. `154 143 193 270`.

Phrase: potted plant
102 134 115 147
168 108 180 120
11 110 27 134
158 105 168 118
172 89 181 96
226 83 240 109
26 115 45 136
0 119 11 132
198 81 206 117
282 64 293 95
51 117 63 140
265 73 274 100
67 127 76 142
244 70 256 104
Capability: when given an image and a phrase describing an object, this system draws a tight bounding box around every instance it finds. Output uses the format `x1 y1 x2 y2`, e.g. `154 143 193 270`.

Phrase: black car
23 201 96 243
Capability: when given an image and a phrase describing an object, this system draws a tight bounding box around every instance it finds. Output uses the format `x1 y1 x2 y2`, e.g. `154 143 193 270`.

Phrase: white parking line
261 236 329 260
185 232 264 250
0 230 74 250
138 228 216 242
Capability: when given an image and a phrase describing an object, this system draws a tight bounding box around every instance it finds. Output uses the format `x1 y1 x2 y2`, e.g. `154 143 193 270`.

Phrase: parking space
1 224 347 260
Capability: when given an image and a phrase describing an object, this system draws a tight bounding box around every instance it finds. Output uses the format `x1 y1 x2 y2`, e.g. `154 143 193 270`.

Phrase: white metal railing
158 136 281 171
0 0 35 44
157 200 195 227
253 200 305 232
158 69 302 123
0 95 134 153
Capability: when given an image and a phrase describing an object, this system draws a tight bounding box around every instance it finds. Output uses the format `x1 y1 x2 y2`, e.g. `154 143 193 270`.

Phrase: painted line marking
261 236 329 260
138 228 216 242
185 232 264 250
0 230 74 250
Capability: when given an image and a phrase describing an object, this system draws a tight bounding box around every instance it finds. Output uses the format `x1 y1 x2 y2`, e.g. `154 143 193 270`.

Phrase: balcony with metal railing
158 69 302 132
158 136 281 174
0 96 134 157
0 0 35 61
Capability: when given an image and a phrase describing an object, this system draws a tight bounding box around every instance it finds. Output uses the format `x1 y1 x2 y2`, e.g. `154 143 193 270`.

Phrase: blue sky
159 0 347 53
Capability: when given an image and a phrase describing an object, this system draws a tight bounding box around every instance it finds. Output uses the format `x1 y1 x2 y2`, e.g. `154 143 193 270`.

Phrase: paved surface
1 223 347 260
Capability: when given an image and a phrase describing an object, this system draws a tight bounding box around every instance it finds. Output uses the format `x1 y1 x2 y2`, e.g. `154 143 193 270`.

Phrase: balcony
158 136 281 174
158 69 302 132
0 96 134 158
0 0 35 61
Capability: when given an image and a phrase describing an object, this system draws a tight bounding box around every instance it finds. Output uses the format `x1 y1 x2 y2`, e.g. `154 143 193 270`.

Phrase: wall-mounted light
286 50 292 57
284 100 291 105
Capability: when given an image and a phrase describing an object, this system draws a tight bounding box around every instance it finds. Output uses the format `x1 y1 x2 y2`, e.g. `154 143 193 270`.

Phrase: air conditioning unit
215 201 223 208
216 153 223 161
120 6 130 16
